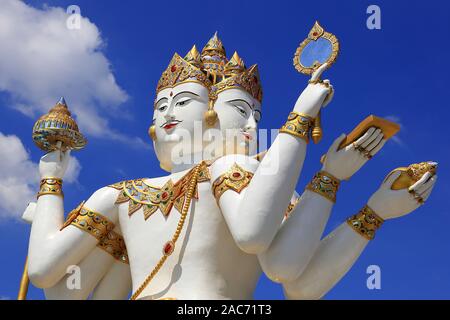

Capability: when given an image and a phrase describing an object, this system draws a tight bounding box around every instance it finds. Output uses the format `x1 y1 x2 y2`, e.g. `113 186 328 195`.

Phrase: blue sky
1 0 449 299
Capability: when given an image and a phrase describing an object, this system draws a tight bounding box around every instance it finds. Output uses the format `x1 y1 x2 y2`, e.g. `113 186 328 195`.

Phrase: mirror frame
293 21 339 75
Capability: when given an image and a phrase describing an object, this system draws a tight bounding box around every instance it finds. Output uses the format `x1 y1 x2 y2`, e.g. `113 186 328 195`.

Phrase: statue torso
114 166 261 299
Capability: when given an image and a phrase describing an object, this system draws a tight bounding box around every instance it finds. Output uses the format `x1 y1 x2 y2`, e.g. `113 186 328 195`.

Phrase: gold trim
67 206 115 241
293 21 339 76
97 230 129 264
212 163 254 202
130 163 203 300
279 112 314 142
347 205 384 240
37 177 63 198
306 170 340 202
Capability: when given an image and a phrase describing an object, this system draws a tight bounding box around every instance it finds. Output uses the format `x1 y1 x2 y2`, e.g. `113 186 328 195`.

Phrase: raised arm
210 65 333 254
282 165 437 299
259 128 386 282
27 149 121 288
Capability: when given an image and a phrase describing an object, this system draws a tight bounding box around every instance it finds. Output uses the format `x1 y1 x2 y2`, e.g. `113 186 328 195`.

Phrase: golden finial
311 112 322 144
202 32 226 55
32 97 87 152
184 45 201 67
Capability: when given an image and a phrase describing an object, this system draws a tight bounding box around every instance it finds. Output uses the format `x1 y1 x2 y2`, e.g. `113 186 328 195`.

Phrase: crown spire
58 96 67 106
201 32 228 84
224 51 245 76
184 45 201 67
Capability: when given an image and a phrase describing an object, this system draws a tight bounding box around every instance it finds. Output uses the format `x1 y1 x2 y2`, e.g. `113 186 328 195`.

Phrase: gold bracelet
305 171 340 203
62 203 115 241
347 205 384 240
212 163 253 203
37 177 63 198
98 230 129 264
279 112 314 143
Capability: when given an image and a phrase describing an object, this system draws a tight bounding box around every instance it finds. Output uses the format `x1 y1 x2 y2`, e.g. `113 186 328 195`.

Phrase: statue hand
368 170 437 220
293 63 334 118
322 128 386 180
39 149 71 179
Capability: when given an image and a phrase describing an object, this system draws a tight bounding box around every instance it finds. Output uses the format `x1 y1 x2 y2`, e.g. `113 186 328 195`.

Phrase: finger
409 172 432 192
369 139 386 156
366 133 384 151
383 170 402 187
361 129 382 148
354 127 376 147
417 175 437 195
328 133 346 154
322 85 334 107
421 178 437 200
311 62 329 81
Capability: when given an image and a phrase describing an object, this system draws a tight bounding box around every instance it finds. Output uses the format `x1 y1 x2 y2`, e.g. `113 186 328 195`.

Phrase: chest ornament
108 162 211 219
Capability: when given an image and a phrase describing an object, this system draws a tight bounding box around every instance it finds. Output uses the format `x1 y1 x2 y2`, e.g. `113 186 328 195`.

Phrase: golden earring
148 125 157 141
205 99 218 127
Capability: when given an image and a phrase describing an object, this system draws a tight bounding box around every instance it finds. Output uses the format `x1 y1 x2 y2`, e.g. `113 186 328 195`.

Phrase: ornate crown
156 33 263 103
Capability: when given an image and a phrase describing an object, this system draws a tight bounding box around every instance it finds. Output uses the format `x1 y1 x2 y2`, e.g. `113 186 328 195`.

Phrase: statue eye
233 105 248 117
176 99 191 107
158 104 167 112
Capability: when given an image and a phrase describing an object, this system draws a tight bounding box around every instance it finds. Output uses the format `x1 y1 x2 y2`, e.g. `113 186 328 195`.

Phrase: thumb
327 133 346 154
311 62 329 82
382 170 401 189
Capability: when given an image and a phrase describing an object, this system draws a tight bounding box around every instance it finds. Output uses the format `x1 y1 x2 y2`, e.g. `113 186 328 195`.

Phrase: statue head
151 33 263 172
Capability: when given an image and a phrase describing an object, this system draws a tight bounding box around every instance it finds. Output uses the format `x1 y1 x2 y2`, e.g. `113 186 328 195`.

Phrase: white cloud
0 132 81 220
384 115 405 146
0 0 146 148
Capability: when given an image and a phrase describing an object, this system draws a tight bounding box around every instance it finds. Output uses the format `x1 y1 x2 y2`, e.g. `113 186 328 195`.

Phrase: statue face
153 82 209 171
213 88 261 156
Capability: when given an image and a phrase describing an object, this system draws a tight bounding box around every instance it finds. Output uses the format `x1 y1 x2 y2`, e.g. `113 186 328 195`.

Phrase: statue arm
258 128 386 282
91 260 132 300
27 150 121 288
210 65 333 254
282 168 437 299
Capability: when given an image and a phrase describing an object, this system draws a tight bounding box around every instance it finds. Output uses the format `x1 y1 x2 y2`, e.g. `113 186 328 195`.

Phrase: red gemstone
232 172 241 178
313 32 318 36
171 65 177 72
163 241 174 255
161 191 168 200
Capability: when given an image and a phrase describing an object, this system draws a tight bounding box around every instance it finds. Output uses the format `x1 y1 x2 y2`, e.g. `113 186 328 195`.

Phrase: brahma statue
23 33 437 300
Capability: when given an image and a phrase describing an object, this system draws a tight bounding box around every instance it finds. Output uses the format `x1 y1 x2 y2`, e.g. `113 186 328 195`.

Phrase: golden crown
156 33 263 103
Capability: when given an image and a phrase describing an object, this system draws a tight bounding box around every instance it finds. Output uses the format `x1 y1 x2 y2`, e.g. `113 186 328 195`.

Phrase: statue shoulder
210 154 259 182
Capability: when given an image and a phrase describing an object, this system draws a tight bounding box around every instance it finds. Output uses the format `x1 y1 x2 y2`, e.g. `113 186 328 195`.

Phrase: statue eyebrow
227 99 252 109
155 97 168 106
172 91 200 101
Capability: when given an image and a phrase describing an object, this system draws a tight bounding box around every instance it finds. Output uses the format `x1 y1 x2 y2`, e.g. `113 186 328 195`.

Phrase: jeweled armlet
98 230 129 264
37 177 63 198
347 205 384 240
279 112 314 143
212 163 253 202
305 171 340 203
61 202 129 263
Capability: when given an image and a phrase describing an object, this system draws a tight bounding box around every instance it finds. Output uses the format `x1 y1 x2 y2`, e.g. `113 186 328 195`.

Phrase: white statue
23 33 437 300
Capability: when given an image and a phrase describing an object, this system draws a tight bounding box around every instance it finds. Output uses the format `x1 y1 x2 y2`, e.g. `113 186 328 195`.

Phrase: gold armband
61 202 129 263
61 202 115 241
347 205 384 240
279 112 314 143
98 230 129 264
305 171 340 203
212 163 253 202
37 177 63 198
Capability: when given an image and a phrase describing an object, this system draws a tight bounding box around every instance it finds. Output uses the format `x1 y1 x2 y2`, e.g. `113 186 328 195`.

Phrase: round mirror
299 37 333 68
293 21 339 75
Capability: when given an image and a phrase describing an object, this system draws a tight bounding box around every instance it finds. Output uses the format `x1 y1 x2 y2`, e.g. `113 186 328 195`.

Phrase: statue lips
161 120 182 131
241 131 253 141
